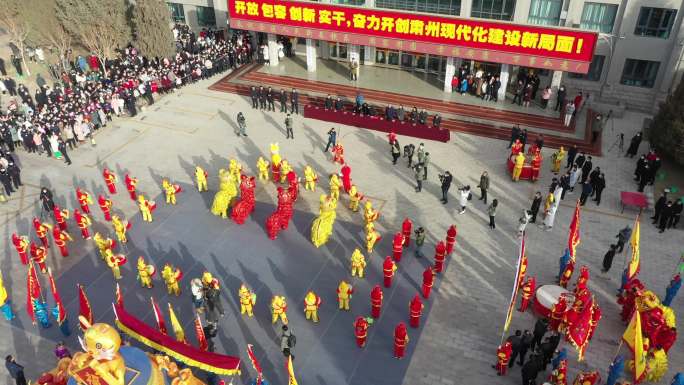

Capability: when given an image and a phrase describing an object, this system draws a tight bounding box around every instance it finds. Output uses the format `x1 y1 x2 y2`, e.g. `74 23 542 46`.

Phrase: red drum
533 285 571 318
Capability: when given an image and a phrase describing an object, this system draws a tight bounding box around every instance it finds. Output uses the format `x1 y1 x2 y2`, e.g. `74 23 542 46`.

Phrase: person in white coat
458 185 471 214
518 209 531 237
569 165 582 192
541 202 557 231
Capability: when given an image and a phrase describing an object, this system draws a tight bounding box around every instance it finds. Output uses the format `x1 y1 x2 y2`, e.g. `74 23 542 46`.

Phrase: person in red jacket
53 205 69 231
33 218 51 248
102 168 117 194
392 232 404 262
370 285 383 318
401 218 412 247
98 195 113 221
494 341 512 375
434 241 446 273
12 233 30 265
354 316 369 347
408 294 424 328
340 164 352 193
518 276 536 312
393 323 409 359
76 188 93 214
52 226 72 257
74 209 92 239
30 243 48 273
124 174 138 201
422 266 435 299
383 256 397 288
445 224 457 254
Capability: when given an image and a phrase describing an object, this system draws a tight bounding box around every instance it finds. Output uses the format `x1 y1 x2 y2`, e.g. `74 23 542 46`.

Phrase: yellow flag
0 271 8 304
627 219 640 280
167 303 186 343
287 355 299 385
622 311 646 382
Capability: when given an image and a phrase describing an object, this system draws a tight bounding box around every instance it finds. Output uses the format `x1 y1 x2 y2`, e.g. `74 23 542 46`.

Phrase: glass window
376 49 387 64
375 0 461 16
634 7 677 38
471 0 516 21
620 59 660 88
331 0 365 4
388 51 400 66
196 5 216 27
338 44 348 59
580 3 618 33
330 44 338 58
167 3 185 23
568 55 605 81
528 0 562 26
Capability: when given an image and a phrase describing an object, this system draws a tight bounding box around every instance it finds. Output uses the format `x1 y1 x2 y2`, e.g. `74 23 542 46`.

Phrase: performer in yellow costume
105 249 125 280
111 215 129 244
511 152 526 181
363 201 379 226
195 166 208 192
210 169 238 218
337 281 353 310
239 284 256 317
303 291 321 322
349 185 363 212
350 248 367 278
161 264 182 296
271 295 288 325
551 146 566 173
162 179 178 205
270 143 281 167
136 256 155 289
329 174 341 200
366 222 381 254
279 160 292 184
544 191 555 212
311 194 338 248
304 166 317 191
229 159 242 189
256 157 270 180
93 233 116 260
138 195 154 222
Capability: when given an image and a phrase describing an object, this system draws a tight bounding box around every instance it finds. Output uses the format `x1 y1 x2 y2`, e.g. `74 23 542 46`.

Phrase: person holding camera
414 164 425 192
458 185 471 214
281 325 296 360
414 226 426 258
478 171 490 204
439 171 453 204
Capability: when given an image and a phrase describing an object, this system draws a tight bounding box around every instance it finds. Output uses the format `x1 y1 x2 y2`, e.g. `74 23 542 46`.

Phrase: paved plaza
0 73 681 385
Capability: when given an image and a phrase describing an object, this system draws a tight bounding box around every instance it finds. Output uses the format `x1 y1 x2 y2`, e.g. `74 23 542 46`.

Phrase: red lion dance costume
231 175 256 225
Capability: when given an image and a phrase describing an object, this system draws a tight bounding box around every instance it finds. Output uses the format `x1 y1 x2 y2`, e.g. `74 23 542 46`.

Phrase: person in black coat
58 140 71 165
508 125 520 148
529 192 542 223
580 156 592 184
279 88 287 112
40 187 55 211
266 86 275 111
518 330 534 366
439 171 453 204
7 161 21 188
580 182 593 205
325 95 333 110
0 168 13 196
531 317 547 351
290 88 299 114
593 173 606 205
566 144 578 168
659 201 674 233
433 114 442 128
521 353 541 385
5 355 27 385
203 286 225 324
258 86 266 109
634 155 646 181
574 152 586 169
589 167 601 194
668 200 683 228
0 57 6 76
505 330 523 368
334 97 343 111
559 173 570 200
626 132 642 157
4 77 17 96
637 164 650 192
652 191 668 224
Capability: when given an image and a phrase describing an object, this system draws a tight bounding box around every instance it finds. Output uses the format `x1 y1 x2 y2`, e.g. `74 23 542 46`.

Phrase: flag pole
612 339 623 361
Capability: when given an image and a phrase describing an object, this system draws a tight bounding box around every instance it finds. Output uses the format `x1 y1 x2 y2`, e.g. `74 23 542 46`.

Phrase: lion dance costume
311 194 338 247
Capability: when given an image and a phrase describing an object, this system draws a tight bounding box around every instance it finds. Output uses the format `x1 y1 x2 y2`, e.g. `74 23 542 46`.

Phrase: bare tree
56 0 131 78
131 0 176 59
0 1 32 76
21 0 72 70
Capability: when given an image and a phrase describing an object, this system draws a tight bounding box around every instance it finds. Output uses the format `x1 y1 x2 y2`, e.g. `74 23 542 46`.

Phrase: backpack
467 192 473 200
287 333 296 348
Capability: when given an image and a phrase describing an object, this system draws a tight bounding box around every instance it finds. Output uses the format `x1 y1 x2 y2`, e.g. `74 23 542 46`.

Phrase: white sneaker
459 209 466 214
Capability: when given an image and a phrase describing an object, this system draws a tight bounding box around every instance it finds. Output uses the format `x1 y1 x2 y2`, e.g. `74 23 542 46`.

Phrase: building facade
167 0 229 34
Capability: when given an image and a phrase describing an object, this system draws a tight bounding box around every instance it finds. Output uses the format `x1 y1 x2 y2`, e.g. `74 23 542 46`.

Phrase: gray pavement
0 73 681 385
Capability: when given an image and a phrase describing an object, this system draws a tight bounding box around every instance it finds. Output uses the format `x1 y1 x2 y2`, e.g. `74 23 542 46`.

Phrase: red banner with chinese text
229 0 598 73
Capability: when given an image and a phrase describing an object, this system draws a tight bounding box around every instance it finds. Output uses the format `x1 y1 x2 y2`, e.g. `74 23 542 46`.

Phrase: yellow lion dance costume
211 169 238 218
311 194 338 248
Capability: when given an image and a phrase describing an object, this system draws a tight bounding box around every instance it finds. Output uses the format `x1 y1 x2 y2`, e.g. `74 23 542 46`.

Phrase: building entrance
375 49 446 75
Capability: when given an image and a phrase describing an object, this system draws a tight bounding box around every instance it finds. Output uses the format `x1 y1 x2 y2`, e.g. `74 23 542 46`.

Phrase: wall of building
168 0 228 32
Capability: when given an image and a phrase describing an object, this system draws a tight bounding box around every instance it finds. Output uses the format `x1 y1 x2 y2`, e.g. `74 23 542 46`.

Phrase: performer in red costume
271 161 281 183
573 371 600 385
33 218 51 248
393 323 409 359
445 225 457 254
587 302 602 341
76 188 93 214
102 168 117 194
74 209 92 239
392 232 404 262
12 233 30 265
617 279 644 323
231 175 257 225
530 152 542 182
370 285 383 318
124 174 138 201
286 171 299 202
383 256 397 288
574 265 590 294
510 139 523 156
401 218 412 247
422 266 435 299
388 131 397 145
549 295 568 332
53 205 69 231
494 342 512 375
340 164 352 193
558 260 575 288
409 294 424 328
518 276 536 312
354 316 369 347
52 226 72 257
265 187 295 239
98 194 113 221
30 243 48 273
434 241 447 273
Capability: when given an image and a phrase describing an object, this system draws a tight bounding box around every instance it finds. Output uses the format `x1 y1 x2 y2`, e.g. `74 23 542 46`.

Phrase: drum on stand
533 284 572 318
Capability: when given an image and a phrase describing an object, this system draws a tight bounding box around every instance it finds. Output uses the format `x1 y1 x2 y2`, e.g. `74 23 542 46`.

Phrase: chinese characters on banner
229 0 598 73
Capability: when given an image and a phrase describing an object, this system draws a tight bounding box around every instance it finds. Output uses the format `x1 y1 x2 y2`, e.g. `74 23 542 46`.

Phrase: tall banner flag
194 314 208 351
150 297 167 335
47 269 70 336
287 355 299 385
622 311 646 382
78 284 93 330
247 344 263 385
565 296 595 361
627 217 641 280
502 236 526 338
167 303 186 343
26 262 42 324
115 283 123 307
568 200 581 261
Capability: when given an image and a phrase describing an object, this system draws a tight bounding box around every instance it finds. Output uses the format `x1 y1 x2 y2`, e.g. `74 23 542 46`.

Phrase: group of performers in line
509 139 545 182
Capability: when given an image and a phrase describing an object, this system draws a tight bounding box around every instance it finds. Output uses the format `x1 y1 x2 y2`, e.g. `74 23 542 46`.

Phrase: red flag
78 284 93 330
503 236 525 336
568 200 581 261
150 297 167 335
565 295 595 361
195 314 208 351
115 283 123 307
26 262 42 324
47 269 67 325
247 344 263 384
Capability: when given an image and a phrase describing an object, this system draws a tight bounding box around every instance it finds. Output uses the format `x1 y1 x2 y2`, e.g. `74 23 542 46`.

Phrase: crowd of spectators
0 26 254 193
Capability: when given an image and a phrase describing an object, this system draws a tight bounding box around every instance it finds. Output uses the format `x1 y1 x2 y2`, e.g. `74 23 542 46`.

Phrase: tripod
608 133 624 153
